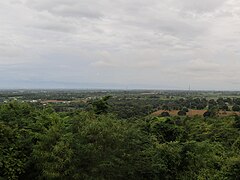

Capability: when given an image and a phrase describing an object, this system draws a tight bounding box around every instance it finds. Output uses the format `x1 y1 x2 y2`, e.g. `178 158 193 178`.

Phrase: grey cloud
24 0 103 19
170 0 226 13
50 4 103 19
1 0 240 90
31 19 77 33
186 59 221 72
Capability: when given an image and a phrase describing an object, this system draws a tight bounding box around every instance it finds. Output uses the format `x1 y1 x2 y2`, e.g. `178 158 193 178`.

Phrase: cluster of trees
162 98 208 110
49 96 240 119
0 100 240 179
160 97 240 112
5 90 240 120
107 97 159 119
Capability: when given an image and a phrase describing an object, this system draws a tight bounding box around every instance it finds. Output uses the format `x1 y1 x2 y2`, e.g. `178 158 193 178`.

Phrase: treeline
160 97 240 111
0 101 240 179
99 97 240 119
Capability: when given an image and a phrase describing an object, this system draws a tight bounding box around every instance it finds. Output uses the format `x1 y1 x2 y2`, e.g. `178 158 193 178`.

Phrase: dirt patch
152 109 240 117
218 111 240 116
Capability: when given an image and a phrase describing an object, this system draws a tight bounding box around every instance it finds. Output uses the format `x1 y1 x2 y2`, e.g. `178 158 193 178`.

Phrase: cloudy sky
1 0 240 90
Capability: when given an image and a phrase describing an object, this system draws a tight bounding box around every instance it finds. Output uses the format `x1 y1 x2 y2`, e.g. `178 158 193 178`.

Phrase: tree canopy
0 101 239 179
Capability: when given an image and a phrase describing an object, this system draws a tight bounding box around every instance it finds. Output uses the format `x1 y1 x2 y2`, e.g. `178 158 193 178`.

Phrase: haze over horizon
1 0 240 90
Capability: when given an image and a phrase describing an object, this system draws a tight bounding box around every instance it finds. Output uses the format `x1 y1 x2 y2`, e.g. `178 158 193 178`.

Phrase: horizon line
0 88 240 92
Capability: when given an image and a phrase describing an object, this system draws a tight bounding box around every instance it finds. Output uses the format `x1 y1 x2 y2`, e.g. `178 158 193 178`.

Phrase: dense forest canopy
0 90 240 179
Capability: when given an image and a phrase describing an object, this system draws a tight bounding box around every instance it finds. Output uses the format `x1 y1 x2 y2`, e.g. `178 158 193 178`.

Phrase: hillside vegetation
0 100 240 180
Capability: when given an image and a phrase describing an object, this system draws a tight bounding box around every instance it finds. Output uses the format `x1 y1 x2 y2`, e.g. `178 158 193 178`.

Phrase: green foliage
178 110 186 116
0 101 239 179
160 111 170 117
68 113 151 179
203 110 217 118
223 157 240 179
182 107 189 112
0 123 28 180
149 117 183 142
32 114 73 179
232 105 240 112
91 96 111 115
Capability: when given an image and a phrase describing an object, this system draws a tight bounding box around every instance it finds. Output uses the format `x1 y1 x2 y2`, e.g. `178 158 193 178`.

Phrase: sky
1 0 240 90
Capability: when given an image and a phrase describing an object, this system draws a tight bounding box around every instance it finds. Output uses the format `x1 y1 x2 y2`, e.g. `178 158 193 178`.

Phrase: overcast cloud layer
1 0 240 90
